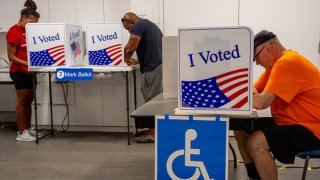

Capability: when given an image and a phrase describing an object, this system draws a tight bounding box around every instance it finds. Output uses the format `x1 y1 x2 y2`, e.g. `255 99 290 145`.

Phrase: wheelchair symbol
166 129 214 180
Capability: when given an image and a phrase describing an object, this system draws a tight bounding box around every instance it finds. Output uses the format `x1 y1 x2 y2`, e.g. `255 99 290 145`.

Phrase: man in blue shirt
122 12 163 143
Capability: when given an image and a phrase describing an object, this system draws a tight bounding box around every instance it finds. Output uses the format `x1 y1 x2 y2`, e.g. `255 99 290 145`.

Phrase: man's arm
124 34 141 64
253 91 276 110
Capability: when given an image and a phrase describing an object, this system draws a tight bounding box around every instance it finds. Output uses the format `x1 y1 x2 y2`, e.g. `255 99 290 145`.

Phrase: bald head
121 12 141 31
122 12 141 23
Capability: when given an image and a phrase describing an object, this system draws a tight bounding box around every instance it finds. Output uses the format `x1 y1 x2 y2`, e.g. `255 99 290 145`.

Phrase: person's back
255 49 320 138
131 19 163 73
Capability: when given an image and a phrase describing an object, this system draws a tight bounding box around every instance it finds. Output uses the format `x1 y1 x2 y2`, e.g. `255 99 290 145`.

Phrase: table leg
33 72 39 144
48 72 54 136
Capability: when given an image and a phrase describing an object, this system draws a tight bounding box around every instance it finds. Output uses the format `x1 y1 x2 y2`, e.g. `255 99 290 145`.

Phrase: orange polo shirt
254 50 320 139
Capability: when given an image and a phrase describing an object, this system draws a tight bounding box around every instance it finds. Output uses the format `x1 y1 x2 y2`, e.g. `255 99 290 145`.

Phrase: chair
296 149 320 180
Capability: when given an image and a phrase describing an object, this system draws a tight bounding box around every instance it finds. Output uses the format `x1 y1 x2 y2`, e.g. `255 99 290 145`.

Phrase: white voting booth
24 22 137 145
177 27 253 115
26 23 84 70
156 27 253 180
86 23 124 66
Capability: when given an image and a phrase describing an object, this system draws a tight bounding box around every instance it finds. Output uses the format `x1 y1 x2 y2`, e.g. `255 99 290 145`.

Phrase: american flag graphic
30 45 65 66
181 68 248 109
88 44 122 65
70 41 81 58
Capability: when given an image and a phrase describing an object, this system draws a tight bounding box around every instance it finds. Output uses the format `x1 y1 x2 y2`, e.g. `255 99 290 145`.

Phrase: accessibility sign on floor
156 115 228 180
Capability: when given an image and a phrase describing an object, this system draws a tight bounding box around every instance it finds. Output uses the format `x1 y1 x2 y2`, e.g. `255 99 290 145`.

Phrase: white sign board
86 23 124 66
178 27 253 115
26 23 84 71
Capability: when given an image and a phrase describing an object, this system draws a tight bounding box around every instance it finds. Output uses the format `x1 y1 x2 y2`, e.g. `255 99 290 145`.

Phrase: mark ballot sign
178 27 253 115
86 23 124 66
26 23 84 71
156 115 228 180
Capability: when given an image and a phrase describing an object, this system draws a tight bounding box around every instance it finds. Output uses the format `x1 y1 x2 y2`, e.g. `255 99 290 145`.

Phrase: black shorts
231 117 320 164
10 72 34 90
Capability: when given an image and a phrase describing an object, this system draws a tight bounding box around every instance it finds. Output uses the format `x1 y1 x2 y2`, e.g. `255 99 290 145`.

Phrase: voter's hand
126 58 139 66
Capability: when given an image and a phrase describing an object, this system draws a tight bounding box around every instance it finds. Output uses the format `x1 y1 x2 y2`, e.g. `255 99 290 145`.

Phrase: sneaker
28 127 44 137
16 130 36 142
136 135 155 143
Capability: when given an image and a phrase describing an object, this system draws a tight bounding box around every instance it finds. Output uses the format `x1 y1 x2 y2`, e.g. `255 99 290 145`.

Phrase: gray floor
0 124 319 180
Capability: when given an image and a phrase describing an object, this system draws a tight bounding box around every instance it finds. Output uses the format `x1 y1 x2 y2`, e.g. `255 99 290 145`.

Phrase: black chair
296 149 320 180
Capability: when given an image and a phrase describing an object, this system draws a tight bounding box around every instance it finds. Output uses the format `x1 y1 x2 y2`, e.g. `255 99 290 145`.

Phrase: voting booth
26 23 84 70
86 23 124 66
177 27 254 115
156 27 254 180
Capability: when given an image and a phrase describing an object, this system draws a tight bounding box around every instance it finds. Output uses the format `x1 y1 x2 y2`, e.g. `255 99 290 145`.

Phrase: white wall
162 0 320 85
239 0 320 68
163 0 239 36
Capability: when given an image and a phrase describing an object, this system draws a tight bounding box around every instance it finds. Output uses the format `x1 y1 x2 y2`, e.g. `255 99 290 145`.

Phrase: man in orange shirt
232 30 320 180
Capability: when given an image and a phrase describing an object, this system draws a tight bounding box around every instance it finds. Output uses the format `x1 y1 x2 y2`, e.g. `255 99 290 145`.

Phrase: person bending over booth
231 30 320 180
121 12 163 143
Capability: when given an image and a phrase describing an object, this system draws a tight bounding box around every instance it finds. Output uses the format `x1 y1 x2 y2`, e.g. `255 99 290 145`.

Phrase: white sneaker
28 127 44 137
28 128 36 136
16 130 36 142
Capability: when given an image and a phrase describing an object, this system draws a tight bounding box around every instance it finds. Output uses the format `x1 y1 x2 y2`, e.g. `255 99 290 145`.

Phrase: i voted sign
56 68 93 81
156 115 228 180
86 23 124 66
178 27 253 114
26 23 84 71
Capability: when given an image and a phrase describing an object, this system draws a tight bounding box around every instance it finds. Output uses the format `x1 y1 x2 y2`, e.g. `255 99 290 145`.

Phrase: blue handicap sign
156 115 228 180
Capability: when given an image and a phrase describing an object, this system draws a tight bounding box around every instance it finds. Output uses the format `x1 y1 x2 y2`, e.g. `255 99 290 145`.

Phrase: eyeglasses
121 18 131 23
254 46 265 62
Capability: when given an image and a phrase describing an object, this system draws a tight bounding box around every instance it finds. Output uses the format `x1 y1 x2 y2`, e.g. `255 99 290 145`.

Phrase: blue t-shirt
130 19 163 73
